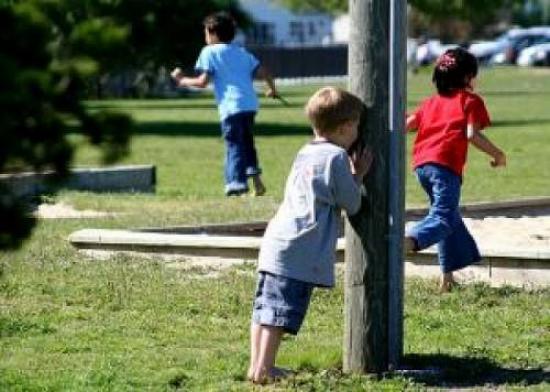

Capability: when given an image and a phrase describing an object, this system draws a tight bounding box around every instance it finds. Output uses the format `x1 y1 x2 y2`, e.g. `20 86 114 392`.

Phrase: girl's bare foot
439 272 457 293
404 236 418 254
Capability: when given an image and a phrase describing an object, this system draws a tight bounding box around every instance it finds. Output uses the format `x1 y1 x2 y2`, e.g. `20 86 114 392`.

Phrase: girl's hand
491 151 507 168
351 146 374 180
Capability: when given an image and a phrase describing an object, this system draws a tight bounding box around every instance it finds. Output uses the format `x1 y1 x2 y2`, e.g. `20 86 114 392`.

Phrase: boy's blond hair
305 87 363 135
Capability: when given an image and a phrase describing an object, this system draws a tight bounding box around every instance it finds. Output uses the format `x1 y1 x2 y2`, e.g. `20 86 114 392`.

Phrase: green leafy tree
0 2 132 249
276 0 347 15
34 0 250 72
1 0 248 250
277 0 522 38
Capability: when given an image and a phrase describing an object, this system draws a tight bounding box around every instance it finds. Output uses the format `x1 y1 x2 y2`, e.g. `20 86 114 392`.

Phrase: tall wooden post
343 0 407 373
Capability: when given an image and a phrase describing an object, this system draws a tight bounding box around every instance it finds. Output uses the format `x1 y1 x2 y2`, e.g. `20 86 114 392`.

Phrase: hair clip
436 53 456 71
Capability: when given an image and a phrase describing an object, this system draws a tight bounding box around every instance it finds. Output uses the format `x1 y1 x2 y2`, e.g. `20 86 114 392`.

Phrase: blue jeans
220 111 261 195
407 164 481 273
252 272 314 335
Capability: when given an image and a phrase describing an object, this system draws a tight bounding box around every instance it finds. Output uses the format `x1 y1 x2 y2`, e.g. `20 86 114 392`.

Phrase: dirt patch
35 202 115 219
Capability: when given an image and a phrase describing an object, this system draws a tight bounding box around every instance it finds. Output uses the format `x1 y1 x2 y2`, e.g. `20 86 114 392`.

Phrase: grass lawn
1 67 549 390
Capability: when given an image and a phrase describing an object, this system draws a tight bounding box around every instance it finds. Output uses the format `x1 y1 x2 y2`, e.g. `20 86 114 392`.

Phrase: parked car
469 28 526 63
517 42 550 66
491 33 550 65
469 26 550 64
416 39 458 65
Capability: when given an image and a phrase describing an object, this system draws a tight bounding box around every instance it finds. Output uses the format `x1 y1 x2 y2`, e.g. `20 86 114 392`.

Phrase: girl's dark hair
432 48 478 95
203 12 236 42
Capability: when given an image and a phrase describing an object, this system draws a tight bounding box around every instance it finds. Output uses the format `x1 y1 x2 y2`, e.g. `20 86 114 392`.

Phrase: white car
469 28 528 63
517 42 550 66
416 39 458 65
470 26 550 64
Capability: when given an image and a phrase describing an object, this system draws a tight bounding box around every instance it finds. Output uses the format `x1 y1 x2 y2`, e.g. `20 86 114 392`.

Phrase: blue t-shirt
258 142 363 287
195 43 260 120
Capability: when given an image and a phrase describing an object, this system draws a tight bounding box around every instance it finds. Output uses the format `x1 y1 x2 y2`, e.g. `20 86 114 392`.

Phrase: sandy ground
40 202 550 250
465 215 550 251
406 214 550 252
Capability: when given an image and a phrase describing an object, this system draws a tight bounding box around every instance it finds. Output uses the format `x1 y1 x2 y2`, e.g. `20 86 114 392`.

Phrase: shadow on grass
86 91 311 110
133 121 311 137
492 118 550 128
87 102 305 110
482 90 550 97
130 118 550 137
400 353 549 388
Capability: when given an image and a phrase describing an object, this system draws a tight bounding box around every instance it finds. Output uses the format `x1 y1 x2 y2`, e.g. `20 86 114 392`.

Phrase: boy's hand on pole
351 146 374 179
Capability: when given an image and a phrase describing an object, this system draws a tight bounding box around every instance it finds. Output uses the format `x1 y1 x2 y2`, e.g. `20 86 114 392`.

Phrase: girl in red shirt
405 48 506 292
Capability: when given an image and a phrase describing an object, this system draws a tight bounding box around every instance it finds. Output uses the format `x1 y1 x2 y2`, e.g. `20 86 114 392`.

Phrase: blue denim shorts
252 272 314 335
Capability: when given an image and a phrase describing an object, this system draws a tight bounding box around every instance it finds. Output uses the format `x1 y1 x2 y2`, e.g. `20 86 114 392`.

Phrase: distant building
332 14 350 43
238 0 333 46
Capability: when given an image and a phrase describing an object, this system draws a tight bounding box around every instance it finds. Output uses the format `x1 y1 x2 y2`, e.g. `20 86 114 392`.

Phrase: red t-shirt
411 90 491 176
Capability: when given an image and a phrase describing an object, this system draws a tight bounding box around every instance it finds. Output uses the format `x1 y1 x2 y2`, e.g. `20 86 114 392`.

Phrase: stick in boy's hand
272 94 290 106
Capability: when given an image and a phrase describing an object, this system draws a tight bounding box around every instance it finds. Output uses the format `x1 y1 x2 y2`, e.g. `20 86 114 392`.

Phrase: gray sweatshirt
258 141 362 287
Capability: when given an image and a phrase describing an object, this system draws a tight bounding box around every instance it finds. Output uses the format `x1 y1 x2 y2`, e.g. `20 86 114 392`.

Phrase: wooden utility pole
343 0 407 373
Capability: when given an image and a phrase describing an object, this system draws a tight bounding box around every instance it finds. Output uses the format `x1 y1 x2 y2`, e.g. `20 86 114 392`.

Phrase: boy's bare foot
246 366 254 381
251 365 268 385
252 176 266 197
254 185 266 197
250 366 294 384
270 366 294 379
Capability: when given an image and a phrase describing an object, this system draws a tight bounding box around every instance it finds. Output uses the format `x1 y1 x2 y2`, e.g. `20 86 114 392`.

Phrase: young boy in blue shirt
248 87 373 384
171 12 278 196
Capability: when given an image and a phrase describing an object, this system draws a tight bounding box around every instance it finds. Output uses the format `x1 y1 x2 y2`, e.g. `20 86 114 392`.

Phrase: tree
277 0 347 15
277 0 523 39
0 2 132 249
34 0 251 73
1 0 250 250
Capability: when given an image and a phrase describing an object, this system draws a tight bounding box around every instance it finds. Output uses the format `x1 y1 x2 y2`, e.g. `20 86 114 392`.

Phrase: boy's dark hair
203 12 236 42
305 87 363 135
432 48 478 95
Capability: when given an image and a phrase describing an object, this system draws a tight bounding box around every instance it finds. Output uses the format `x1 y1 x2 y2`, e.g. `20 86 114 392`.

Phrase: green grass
1 67 549 390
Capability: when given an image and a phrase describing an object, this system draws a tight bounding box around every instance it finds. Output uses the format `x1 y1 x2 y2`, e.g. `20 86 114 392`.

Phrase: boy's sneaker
226 188 248 197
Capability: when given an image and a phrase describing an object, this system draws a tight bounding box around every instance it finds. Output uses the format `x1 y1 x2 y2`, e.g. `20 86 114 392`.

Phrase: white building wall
332 14 349 43
238 0 333 45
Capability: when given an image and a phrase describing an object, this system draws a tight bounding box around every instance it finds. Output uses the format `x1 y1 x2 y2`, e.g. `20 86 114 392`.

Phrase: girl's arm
467 124 506 167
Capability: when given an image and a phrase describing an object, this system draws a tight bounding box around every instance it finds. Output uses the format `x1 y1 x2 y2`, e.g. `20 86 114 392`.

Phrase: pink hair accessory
436 53 456 71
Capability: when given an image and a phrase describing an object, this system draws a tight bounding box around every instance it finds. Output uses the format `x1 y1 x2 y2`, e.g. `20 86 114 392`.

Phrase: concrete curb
1 165 156 197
